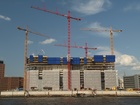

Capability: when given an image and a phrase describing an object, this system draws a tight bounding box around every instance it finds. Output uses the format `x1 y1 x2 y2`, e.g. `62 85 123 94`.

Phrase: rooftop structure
27 55 115 71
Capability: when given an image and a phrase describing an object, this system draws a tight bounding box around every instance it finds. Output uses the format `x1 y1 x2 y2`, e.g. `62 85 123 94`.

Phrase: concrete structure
26 55 117 91
1 90 140 97
84 70 101 90
42 70 60 90
124 74 140 89
71 70 80 90
104 70 118 89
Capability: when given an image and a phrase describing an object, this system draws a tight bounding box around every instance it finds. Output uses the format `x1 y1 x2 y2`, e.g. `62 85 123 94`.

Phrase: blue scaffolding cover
30 55 34 62
71 57 80 64
47 57 61 64
106 55 115 62
38 55 43 62
84 57 87 64
94 55 103 62
63 57 67 64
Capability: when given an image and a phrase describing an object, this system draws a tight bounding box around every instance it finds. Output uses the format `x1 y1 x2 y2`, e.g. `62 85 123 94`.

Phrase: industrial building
0 77 23 91
0 60 23 91
124 74 140 89
26 55 118 91
0 60 5 79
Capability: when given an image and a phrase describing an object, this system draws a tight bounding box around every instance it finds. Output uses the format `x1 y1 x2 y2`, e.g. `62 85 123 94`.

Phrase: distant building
123 74 140 89
0 60 5 79
118 78 124 89
0 60 23 91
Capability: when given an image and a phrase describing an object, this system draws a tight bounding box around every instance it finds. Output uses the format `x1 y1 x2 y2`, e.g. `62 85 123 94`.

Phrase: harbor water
0 97 140 105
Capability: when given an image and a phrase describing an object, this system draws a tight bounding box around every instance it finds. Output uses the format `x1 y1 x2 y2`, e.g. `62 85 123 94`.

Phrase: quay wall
0 91 140 97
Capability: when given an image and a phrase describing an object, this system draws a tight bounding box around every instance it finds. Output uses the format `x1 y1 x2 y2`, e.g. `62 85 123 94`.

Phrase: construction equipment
55 43 97 57
81 27 122 55
31 6 81 90
17 26 51 90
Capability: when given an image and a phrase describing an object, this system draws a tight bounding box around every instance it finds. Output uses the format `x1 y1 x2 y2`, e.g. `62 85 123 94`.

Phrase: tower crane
31 6 81 90
81 27 122 55
17 26 51 90
55 43 97 57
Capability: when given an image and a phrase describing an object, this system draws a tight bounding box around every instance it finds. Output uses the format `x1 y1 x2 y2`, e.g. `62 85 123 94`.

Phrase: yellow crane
17 26 51 90
81 27 122 55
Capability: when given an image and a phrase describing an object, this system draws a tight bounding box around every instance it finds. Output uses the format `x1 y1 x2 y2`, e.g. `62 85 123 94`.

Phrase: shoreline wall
0 90 140 97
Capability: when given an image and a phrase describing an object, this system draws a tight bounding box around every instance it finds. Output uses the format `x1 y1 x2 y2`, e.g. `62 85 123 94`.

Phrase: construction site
26 55 117 91
16 6 121 92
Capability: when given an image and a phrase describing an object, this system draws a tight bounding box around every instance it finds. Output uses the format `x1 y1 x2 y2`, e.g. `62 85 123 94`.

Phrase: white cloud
0 15 11 21
71 0 111 15
95 46 140 70
85 22 111 37
40 38 56 44
28 40 33 44
116 54 138 66
115 54 140 70
124 3 140 11
89 22 107 29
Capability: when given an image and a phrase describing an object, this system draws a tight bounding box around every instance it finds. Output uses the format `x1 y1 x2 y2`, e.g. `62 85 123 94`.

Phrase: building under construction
26 55 117 91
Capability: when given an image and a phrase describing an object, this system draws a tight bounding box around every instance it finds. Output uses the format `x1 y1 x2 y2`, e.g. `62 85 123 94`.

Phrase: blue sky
1 0 140 78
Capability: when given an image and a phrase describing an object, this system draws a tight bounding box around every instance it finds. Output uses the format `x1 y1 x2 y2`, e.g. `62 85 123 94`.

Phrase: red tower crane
81 27 122 55
55 43 97 57
31 6 81 90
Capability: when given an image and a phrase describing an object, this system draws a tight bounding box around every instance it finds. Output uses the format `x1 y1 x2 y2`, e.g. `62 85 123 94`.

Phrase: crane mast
24 26 28 90
17 26 51 90
110 27 114 55
31 6 81 90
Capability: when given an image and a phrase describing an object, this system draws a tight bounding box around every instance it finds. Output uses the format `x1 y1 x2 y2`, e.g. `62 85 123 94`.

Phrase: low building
123 74 140 89
0 60 23 91
0 77 23 91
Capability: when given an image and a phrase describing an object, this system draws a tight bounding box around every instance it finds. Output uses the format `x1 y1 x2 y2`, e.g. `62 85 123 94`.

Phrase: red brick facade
0 61 23 91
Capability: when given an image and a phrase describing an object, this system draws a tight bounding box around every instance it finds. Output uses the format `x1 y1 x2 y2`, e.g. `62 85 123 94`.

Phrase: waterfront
0 97 140 105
